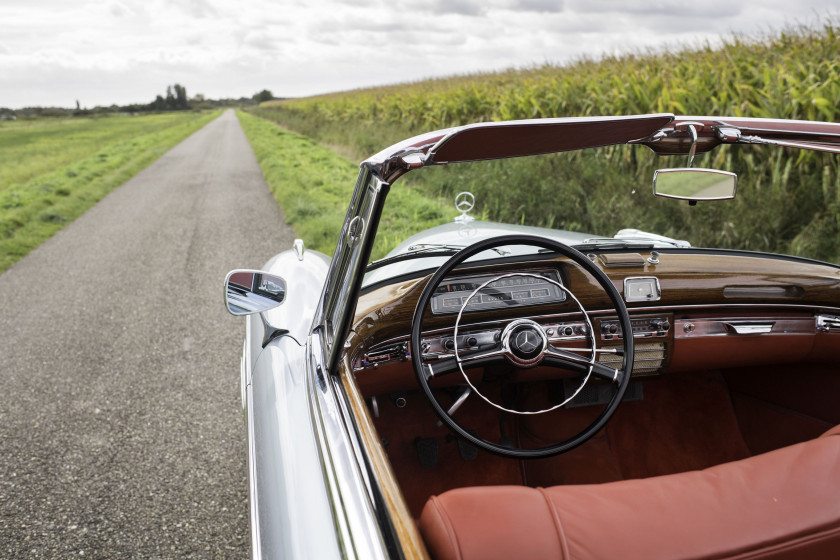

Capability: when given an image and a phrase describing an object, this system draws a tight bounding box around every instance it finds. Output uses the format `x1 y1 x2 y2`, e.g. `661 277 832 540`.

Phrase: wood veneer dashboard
345 250 840 396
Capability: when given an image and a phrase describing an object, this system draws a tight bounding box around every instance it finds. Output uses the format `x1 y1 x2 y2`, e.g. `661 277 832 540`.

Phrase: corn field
251 22 840 262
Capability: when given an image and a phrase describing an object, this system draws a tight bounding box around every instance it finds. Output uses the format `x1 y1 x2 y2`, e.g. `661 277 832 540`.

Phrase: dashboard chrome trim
362 303 840 347
674 316 816 338
817 313 840 332
353 303 840 374
623 276 662 303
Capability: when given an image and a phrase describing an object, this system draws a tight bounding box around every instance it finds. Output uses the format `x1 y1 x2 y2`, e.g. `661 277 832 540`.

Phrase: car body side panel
250 338 341 559
241 246 330 410
237 243 335 558
262 248 332 344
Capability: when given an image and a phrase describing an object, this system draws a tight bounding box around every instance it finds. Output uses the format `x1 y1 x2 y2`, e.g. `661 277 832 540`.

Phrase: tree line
1 87 279 119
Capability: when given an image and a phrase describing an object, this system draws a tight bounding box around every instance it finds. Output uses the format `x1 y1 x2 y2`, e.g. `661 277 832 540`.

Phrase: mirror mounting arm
686 124 698 168
261 319 290 348
673 121 705 168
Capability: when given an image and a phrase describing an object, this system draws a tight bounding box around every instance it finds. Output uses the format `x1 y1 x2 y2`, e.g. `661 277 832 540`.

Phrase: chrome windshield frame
314 165 391 373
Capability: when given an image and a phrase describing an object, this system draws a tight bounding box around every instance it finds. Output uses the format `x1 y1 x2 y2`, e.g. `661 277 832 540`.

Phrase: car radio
598 315 671 341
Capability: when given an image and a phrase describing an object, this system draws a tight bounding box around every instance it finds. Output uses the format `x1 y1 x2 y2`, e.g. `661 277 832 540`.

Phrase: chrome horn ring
452 272 598 415
410 234 634 459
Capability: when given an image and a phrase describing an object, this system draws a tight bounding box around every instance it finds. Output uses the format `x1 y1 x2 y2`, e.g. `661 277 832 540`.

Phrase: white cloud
0 0 837 108
514 0 565 13
431 0 487 16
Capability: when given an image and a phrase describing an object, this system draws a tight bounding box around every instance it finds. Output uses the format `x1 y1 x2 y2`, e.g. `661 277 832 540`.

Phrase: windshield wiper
406 243 465 252
572 230 690 252
365 248 461 273
407 243 510 255
365 243 511 273
571 239 657 251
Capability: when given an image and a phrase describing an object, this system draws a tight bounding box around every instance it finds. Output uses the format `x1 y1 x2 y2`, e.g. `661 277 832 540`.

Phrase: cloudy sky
1 0 837 109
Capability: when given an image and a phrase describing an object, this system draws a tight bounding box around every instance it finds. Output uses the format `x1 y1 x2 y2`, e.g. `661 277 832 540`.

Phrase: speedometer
430 269 565 315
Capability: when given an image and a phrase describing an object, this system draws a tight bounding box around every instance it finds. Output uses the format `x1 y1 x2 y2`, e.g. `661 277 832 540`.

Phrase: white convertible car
226 114 840 559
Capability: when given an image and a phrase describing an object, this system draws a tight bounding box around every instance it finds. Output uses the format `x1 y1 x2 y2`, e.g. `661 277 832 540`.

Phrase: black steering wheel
410 235 634 459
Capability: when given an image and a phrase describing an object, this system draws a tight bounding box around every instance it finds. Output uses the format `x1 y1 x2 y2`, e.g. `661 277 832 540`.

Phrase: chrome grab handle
722 321 775 335
816 314 840 333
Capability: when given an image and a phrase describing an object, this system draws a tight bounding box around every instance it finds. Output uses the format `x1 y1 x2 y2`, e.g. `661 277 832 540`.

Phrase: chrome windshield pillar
316 165 390 372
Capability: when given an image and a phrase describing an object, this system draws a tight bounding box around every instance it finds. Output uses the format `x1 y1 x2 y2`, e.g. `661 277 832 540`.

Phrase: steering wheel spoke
542 346 622 383
426 346 506 378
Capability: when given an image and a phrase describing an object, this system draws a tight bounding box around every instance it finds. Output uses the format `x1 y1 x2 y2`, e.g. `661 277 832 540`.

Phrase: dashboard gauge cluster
430 269 565 315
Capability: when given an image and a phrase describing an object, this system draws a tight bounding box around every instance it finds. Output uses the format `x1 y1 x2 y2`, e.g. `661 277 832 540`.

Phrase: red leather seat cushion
420 426 840 560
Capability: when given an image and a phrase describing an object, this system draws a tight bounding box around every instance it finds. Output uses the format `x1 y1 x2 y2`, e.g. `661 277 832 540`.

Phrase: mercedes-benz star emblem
455 191 475 213
503 321 547 366
515 330 539 353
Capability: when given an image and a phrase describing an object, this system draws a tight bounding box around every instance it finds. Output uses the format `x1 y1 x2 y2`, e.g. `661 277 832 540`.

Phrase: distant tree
253 89 273 103
150 95 166 111
174 84 188 109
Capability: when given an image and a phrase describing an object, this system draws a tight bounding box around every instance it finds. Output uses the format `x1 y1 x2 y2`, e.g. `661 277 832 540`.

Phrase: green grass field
0 111 220 273
249 22 840 263
235 110 452 260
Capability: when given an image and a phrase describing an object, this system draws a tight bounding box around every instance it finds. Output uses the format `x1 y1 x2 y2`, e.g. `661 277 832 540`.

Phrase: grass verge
235 110 452 260
0 111 220 273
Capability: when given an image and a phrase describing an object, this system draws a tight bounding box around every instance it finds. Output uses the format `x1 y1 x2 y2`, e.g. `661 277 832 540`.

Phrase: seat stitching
430 496 464 560
538 487 571 559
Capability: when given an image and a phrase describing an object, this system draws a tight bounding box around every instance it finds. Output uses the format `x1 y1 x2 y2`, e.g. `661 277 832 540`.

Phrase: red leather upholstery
420 426 840 560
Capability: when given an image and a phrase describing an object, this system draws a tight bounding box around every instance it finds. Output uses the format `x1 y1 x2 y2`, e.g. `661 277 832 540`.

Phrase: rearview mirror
224 269 287 316
653 168 737 201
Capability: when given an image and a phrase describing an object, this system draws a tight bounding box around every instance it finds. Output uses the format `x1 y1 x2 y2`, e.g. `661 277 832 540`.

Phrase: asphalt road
0 110 296 558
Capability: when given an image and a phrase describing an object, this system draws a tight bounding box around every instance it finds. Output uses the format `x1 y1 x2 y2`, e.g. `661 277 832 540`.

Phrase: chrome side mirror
224 269 287 316
653 168 737 202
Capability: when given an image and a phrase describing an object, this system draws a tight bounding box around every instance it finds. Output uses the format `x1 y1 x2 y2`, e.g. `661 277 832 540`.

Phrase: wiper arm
365 248 460 272
407 243 510 255
406 243 465 252
365 243 512 273
572 238 657 251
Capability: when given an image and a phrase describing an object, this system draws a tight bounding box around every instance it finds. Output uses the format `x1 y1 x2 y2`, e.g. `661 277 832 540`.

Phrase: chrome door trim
306 329 390 560
245 361 262 560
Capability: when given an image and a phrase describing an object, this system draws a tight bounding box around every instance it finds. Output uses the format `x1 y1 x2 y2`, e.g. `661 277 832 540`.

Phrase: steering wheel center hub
502 319 548 367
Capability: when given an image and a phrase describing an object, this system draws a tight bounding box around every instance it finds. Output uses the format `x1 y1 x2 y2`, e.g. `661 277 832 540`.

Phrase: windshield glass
364 141 839 284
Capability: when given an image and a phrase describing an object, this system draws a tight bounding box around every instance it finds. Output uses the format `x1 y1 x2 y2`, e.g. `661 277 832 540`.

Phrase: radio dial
650 319 670 331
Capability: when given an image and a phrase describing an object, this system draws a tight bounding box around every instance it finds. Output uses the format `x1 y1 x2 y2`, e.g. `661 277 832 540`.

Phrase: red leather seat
419 426 840 560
